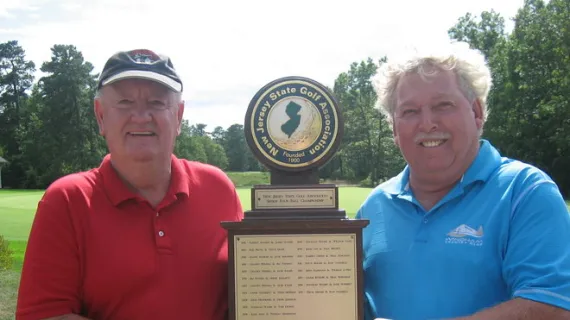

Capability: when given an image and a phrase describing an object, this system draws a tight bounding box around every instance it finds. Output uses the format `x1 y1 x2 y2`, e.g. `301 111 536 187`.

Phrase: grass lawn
0 186 373 319
0 270 19 320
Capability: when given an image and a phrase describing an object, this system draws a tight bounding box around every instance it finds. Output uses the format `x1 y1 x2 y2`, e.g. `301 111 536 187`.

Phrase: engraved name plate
253 188 336 210
233 234 357 320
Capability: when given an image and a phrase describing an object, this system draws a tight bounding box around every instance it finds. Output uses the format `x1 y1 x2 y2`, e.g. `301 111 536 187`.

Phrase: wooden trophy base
221 218 369 320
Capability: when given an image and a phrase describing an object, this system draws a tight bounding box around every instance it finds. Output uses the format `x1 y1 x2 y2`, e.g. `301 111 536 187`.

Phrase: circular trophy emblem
244 76 343 172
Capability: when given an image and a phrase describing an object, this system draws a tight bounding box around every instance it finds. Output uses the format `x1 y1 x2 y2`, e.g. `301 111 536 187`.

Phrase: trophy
221 76 369 320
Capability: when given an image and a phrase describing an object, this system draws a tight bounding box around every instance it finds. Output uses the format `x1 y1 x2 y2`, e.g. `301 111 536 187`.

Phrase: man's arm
455 298 570 320
379 300 569 320
44 315 91 320
462 175 570 320
16 181 86 320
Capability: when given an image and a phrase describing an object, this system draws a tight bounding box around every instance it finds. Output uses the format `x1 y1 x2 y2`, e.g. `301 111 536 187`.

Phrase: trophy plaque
221 76 369 320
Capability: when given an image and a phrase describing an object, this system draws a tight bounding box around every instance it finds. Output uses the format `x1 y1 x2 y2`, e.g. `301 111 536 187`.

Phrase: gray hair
372 41 492 125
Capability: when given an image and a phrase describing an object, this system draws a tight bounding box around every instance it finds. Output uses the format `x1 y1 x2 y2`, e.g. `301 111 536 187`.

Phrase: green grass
0 190 44 241
5 241 26 272
0 186 369 246
0 190 40 320
0 269 19 320
0 187 372 269
227 171 269 187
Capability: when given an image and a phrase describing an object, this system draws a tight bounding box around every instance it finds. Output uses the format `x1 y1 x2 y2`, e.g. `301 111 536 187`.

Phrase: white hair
372 41 492 125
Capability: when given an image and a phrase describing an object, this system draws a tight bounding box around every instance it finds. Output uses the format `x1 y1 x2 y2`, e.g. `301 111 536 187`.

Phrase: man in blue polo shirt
357 41 570 320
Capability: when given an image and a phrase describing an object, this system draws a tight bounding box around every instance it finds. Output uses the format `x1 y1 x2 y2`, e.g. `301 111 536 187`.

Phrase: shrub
227 171 270 187
0 234 13 271
359 173 384 188
359 174 374 188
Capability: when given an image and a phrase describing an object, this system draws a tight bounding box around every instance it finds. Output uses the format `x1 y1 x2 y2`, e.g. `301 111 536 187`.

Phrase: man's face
94 78 184 163
392 68 483 177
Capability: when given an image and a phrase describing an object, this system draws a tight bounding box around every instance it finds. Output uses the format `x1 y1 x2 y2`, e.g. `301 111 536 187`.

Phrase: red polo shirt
16 155 243 320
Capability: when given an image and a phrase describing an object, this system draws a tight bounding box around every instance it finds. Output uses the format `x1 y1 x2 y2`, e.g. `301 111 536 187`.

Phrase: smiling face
393 68 483 182
94 78 184 163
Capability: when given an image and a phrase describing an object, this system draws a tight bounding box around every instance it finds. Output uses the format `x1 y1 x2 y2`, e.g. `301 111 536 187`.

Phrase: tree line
0 0 568 197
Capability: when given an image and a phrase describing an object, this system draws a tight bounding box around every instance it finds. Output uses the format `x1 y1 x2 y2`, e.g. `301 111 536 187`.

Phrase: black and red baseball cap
97 49 183 92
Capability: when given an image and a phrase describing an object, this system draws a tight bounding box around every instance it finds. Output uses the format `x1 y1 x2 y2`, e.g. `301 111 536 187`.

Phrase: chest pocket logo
445 224 484 246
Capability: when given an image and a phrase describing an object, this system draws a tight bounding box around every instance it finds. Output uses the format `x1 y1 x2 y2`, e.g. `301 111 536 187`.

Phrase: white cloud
0 0 42 18
1 0 525 129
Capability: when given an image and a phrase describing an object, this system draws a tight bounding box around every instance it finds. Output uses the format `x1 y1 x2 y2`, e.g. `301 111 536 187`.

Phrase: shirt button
158 231 165 237
423 219 428 224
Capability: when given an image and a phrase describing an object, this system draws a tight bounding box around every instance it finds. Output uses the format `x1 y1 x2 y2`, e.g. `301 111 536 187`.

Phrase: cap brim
101 70 182 92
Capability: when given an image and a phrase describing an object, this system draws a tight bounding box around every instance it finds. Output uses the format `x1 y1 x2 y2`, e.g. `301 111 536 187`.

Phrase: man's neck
111 157 172 207
409 173 460 211
409 139 481 211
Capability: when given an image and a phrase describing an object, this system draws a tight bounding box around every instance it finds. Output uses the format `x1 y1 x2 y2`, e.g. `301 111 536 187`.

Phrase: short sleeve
16 185 83 320
503 179 570 311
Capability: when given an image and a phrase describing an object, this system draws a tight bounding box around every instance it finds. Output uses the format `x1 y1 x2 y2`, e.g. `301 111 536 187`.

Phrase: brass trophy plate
252 185 337 210
234 234 357 320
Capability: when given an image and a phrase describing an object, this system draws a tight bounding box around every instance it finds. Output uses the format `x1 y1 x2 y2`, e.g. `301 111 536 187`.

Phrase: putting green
0 187 373 242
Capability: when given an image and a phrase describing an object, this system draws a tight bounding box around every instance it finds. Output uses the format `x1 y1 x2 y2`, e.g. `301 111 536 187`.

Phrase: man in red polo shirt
16 49 244 320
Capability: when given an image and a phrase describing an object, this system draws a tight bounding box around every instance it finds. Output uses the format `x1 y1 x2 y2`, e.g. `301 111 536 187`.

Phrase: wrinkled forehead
103 78 172 97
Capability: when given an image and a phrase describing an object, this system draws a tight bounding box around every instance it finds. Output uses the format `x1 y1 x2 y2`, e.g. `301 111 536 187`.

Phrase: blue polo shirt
356 140 570 320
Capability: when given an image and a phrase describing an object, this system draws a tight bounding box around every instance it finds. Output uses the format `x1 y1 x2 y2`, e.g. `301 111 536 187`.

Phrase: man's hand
374 299 569 320
43 315 91 320
453 298 570 320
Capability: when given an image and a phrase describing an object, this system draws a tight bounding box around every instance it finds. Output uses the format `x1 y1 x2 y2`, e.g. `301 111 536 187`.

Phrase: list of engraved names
234 234 357 320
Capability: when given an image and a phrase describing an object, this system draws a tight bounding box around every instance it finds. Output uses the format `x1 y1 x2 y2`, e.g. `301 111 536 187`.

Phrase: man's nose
129 104 153 122
418 108 438 132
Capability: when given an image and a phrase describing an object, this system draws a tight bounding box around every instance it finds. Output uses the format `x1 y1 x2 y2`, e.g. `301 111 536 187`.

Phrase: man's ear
176 100 185 136
94 98 105 136
472 99 483 130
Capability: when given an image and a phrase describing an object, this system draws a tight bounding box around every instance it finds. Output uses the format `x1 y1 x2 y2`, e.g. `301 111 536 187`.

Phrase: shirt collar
383 167 411 195
384 139 502 196
99 154 191 207
461 139 502 186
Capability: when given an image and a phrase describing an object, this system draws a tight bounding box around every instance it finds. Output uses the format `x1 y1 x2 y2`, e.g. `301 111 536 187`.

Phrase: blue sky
1 0 524 131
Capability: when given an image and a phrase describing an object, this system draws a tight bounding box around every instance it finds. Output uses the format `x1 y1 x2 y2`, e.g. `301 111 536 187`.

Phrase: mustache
414 132 451 144
125 128 157 132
